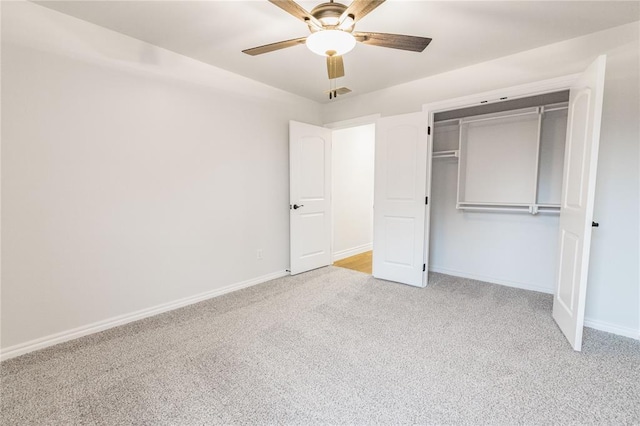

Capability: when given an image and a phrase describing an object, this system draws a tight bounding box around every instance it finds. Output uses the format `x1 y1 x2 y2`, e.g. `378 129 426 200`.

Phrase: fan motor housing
310 2 350 30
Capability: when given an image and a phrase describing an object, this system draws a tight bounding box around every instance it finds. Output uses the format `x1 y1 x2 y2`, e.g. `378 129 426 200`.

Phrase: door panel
386 131 418 199
552 55 607 351
557 230 579 312
564 91 590 208
384 217 416 265
290 121 332 275
373 112 429 287
299 138 326 198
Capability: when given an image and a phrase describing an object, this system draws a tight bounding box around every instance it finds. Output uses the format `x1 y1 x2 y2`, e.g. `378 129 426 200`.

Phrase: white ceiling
36 1 640 103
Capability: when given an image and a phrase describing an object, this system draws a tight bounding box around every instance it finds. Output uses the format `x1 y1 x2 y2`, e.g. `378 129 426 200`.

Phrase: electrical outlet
257 249 263 260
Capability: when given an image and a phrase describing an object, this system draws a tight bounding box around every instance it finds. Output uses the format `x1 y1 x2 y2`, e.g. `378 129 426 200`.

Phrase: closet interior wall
428 91 569 293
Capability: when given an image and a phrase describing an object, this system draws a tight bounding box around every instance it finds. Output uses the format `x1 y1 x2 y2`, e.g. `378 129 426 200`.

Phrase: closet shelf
433 150 459 159
460 108 538 125
457 202 560 215
536 205 561 214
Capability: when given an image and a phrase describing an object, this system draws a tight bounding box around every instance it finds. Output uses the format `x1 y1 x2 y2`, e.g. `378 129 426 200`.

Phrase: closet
429 91 570 293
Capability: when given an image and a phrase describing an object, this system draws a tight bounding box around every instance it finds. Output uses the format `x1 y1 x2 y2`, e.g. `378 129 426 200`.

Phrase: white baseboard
428 265 554 294
332 243 372 262
584 318 640 340
0 270 289 362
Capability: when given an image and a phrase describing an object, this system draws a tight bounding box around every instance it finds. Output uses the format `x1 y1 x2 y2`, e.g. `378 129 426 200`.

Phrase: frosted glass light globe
306 30 356 57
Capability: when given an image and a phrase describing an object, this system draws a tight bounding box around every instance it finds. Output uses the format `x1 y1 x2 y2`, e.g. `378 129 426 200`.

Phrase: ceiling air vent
324 87 352 100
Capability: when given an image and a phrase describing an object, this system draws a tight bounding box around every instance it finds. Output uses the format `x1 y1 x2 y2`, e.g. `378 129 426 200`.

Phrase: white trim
0 270 289 361
584 318 640 341
428 266 554 295
324 114 381 130
332 243 373 262
422 74 580 115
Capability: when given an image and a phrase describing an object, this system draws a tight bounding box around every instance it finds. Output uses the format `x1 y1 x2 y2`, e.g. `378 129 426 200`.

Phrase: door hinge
423 264 426 272
425 196 429 205
427 126 431 135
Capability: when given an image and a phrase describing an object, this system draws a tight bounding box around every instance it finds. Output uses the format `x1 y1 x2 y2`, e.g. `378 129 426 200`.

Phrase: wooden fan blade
354 31 432 52
269 0 323 29
242 37 307 56
339 0 385 24
327 55 345 79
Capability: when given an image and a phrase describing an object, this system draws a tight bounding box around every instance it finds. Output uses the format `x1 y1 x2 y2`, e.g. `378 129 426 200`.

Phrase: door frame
422 74 581 117
421 73 581 287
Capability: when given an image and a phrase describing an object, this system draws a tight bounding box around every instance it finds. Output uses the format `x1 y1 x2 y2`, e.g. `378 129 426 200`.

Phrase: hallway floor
333 251 372 274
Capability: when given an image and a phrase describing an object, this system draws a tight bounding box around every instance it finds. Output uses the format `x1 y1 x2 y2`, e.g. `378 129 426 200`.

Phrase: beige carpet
1 267 639 424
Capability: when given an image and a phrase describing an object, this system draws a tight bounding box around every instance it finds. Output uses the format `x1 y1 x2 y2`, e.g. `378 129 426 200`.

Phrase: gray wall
1 2 322 351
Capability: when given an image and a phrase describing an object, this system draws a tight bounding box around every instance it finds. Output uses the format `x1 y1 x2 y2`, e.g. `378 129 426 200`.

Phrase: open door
373 111 429 287
553 55 607 351
289 121 332 275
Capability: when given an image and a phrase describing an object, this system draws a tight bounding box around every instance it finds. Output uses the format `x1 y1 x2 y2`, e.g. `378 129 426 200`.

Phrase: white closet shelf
536 205 561 214
433 150 459 159
543 104 569 113
460 108 538 125
457 202 560 215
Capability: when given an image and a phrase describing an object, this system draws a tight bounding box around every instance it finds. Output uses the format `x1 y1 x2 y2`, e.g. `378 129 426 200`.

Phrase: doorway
428 90 570 294
330 123 375 274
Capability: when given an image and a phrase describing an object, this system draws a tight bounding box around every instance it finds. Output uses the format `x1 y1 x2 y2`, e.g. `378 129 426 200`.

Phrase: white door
289 121 332 275
373 112 429 287
553 55 607 351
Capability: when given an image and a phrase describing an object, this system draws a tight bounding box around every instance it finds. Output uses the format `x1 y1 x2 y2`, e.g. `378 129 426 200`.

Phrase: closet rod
458 204 561 214
458 206 530 213
458 202 531 207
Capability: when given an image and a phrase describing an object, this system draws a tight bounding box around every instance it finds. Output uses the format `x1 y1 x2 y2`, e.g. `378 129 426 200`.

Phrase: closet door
373 112 429 287
553 55 606 351
289 121 332 275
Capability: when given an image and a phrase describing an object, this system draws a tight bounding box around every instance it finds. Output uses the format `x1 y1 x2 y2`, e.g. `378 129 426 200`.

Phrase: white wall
584 40 639 336
322 22 640 337
1 2 322 353
331 125 375 260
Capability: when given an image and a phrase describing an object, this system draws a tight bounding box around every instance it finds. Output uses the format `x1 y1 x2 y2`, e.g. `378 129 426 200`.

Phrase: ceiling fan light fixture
306 30 356 57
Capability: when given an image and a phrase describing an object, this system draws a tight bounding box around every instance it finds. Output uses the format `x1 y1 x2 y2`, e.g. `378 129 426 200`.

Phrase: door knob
293 204 304 210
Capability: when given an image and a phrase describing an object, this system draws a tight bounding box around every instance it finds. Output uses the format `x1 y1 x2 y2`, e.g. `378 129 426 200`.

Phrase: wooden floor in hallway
333 251 372 274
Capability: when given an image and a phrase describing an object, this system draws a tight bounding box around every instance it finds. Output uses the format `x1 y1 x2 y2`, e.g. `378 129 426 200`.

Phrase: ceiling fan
243 0 432 98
